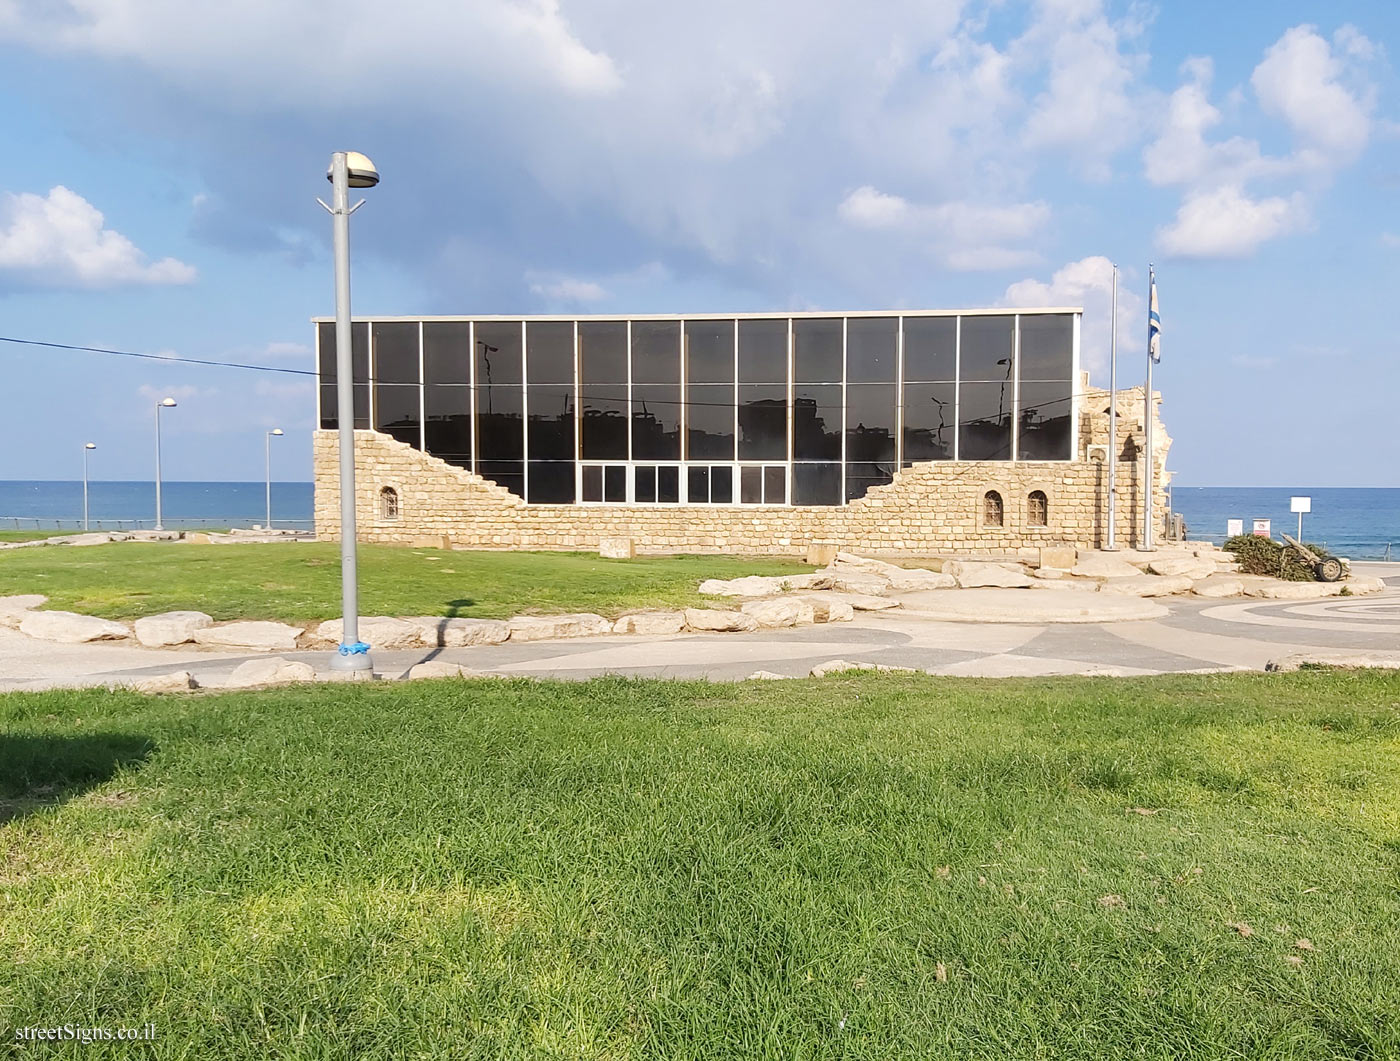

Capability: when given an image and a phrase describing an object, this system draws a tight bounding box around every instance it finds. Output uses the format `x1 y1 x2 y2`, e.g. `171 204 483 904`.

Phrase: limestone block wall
314 381 1171 558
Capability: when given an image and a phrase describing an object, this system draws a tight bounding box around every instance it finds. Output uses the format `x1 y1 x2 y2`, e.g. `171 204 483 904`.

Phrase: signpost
1226 518 1243 538
1253 518 1271 538
1290 496 1311 541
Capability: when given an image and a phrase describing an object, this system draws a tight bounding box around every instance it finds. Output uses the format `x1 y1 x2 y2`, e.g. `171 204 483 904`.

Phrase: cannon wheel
1315 557 1344 583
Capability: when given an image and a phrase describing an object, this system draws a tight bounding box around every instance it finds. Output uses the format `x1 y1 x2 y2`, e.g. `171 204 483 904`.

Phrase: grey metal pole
265 432 273 530
1105 264 1118 550
1141 265 1155 552
83 445 92 531
328 152 372 673
154 404 165 532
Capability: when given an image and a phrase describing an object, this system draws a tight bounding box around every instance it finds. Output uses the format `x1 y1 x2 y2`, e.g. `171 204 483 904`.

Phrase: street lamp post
153 397 177 531
318 150 379 675
83 443 97 531
265 428 284 529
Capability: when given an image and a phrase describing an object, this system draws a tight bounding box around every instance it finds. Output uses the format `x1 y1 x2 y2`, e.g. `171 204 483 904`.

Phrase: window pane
604 465 626 503
582 465 602 502
846 464 894 503
685 319 735 385
423 322 470 386
632 320 680 384
1018 381 1073 460
475 322 522 386
318 321 369 429
846 317 897 383
425 385 471 467
793 463 841 506
738 385 787 460
476 386 524 460
958 381 1013 460
580 321 628 384
901 382 955 462
845 384 896 462
688 466 709 504
1019 314 1074 380
631 384 680 459
685 383 735 460
657 466 679 503
373 322 419 385
740 466 761 504
375 383 421 449
526 321 574 384
479 460 524 497
793 384 841 460
902 316 956 381
527 461 574 503
959 315 1014 382
711 465 732 503
580 384 628 460
526 384 574 461
738 318 788 383
319 385 338 430
635 465 657 503
764 466 786 504
793 317 842 383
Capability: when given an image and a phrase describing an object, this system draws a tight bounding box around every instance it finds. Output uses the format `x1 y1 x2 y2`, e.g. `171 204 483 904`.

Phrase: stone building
312 310 1171 557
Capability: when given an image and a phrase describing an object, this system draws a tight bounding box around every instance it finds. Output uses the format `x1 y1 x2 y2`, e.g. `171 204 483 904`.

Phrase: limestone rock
612 611 688 635
784 572 837 591
506 613 612 642
884 568 955 591
825 591 901 611
313 616 424 649
740 598 817 628
1344 577 1385 595
698 575 795 597
1147 555 1217 580
945 561 1033 589
599 537 635 559
19 611 130 643
222 657 317 688
795 595 855 623
125 670 199 693
747 670 797 680
1097 574 1194 597
1030 567 1067 580
0 594 48 629
1191 575 1244 599
1037 546 1077 570
804 542 839 566
829 573 894 596
62 532 118 547
405 661 486 680
1071 553 1146 579
407 617 511 647
809 659 917 677
682 608 760 632
1254 581 1344 600
133 610 214 647
194 620 302 652
1266 652 1400 673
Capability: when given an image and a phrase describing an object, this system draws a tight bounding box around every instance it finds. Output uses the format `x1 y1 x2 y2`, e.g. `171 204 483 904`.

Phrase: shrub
1224 535 1335 581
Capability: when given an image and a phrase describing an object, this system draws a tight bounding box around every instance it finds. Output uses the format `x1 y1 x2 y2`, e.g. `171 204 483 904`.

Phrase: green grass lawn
0 544 810 623
3 671 1399 1058
0 531 63 543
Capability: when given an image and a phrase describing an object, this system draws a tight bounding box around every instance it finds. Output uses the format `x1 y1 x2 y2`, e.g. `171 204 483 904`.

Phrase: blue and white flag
1148 267 1161 363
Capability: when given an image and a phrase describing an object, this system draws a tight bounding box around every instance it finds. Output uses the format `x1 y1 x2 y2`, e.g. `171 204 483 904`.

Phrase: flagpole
1141 264 1155 552
1105 263 1119 550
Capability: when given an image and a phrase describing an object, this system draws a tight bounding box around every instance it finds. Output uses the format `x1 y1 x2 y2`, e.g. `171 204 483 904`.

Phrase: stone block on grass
612 611 688 635
19 611 130 643
133 611 213 647
312 616 425 649
740 598 817 628
222 657 317 688
682 608 760 632
506 613 613 642
193 621 302 652
0 594 48 629
406 617 511 647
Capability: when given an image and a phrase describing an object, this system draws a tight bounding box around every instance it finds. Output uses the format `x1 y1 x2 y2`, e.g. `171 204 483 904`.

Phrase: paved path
2 564 1397 691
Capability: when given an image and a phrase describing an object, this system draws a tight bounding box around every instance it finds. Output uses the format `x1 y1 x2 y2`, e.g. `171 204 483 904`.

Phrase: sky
0 0 1396 487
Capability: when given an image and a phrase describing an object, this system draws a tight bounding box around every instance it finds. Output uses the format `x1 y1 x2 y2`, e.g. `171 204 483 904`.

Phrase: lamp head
328 151 380 189
271 428 284 436
159 397 178 408
85 442 97 450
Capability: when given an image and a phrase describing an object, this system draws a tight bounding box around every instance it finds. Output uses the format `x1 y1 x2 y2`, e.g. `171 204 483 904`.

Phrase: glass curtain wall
319 312 1077 505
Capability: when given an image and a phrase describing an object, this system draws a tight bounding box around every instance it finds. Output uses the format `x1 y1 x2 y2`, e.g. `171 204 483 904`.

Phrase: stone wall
314 380 1171 558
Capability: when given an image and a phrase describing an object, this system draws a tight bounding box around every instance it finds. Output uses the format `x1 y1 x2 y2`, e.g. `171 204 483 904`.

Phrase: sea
2 482 1397 560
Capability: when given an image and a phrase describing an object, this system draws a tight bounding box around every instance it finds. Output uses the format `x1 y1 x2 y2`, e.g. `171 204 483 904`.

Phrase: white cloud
837 187 1049 271
0 186 196 288
526 274 608 303
1156 186 1308 259
254 379 314 402
260 341 311 359
1002 255 1142 376
838 186 911 229
1251 25 1375 159
137 383 209 404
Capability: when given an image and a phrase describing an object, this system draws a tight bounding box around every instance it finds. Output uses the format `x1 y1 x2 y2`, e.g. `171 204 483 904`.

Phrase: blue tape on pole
338 641 371 656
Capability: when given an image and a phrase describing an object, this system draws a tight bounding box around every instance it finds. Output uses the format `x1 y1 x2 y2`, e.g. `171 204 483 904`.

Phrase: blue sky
0 0 1396 486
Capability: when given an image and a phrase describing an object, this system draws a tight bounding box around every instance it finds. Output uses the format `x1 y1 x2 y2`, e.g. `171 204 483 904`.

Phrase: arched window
983 490 1004 527
1028 490 1048 527
379 486 400 520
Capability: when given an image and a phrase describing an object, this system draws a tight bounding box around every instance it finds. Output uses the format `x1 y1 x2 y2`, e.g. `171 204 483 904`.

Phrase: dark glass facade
318 311 1078 505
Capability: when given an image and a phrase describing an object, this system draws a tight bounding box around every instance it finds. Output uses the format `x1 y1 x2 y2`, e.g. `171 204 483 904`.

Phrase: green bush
1224 534 1335 581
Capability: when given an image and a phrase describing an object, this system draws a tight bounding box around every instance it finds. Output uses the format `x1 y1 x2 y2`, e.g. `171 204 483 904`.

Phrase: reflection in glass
373 322 419 385
635 466 679 503
631 320 680 384
711 465 733 503
792 384 841 460
740 466 761 504
686 384 736 460
902 316 956 381
527 461 574 503
580 385 628 460
1018 314 1073 380
793 317 843 383
375 383 421 449
844 384 896 463
479 460 524 498
475 386 524 460
685 319 735 385
579 321 628 384
475 321 522 386
526 321 574 384
1017 381 1073 460
738 318 788 383
845 317 897 383
605 465 626 502
764 466 785 505
317 321 369 429
793 462 841 505
425 385 471 467
631 384 680 459
959 315 1014 381
423 322 470 386
737 385 786 461
901 382 955 462
526 384 574 461
958 381 1013 460
845 465 895 503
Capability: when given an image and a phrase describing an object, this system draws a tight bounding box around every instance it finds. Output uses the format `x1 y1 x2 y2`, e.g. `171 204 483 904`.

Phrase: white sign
1291 496 1311 514
1253 518 1271 538
1227 519 1243 537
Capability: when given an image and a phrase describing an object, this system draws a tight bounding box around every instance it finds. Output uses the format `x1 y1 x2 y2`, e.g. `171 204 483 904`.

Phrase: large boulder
124 671 200 693
506 613 612 642
194 621 302 652
740 598 817 628
599 537 635 559
784 572 837 591
313 616 425 649
1037 546 1078 571
0 594 48 629
1254 581 1345 600
794 595 855 623
1267 652 1400 673
1191 576 1245 599
810 659 917 677
404 661 487 680
1071 553 1146 579
222 657 317 688
829 573 895 596
19 611 130 643
1098 574 1194 597
133 610 214 647
682 608 760 632
612 611 688 635
884 568 955 592
698 575 795 597
1147 555 1217 580
945 561 1033 589
406 617 511 647
824 592 901 612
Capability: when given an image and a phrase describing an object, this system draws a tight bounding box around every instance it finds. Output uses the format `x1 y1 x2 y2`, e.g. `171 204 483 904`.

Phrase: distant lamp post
265 428 284 530
317 150 379 675
82 443 97 531
153 397 178 531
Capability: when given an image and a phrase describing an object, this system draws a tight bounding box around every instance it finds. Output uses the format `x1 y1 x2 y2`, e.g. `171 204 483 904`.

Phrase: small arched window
983 490 1004 527
1028 490 1048 527
380 486 400 521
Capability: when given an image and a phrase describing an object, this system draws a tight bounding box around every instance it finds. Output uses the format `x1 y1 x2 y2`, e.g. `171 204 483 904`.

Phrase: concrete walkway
2 564 1397 691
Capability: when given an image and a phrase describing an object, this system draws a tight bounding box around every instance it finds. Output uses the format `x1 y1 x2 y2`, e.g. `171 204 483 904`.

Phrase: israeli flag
1148 268 1161 363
